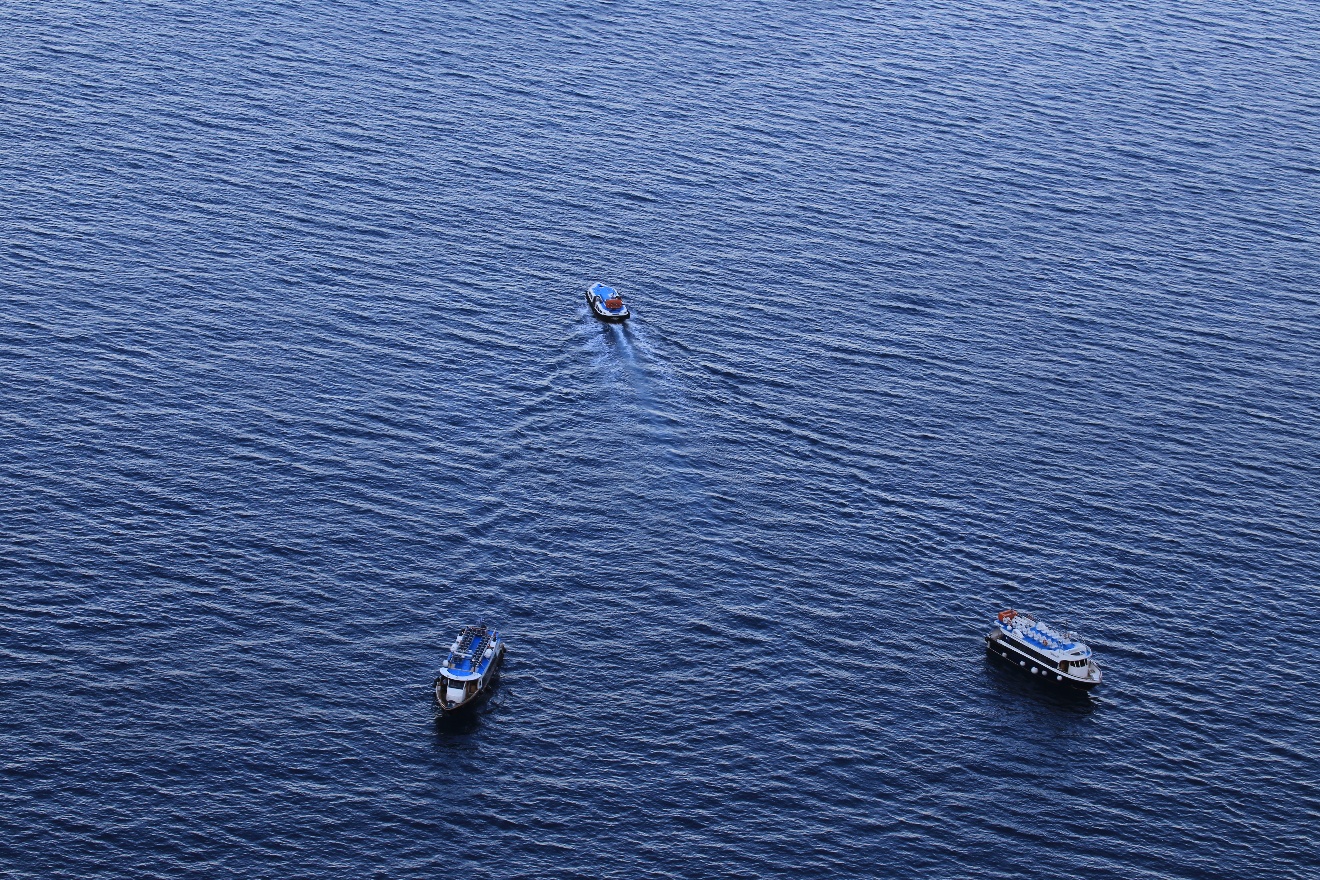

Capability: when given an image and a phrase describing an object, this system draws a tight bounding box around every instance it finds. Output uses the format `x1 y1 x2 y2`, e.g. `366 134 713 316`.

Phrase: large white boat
434 623 505 713
985 609 1101 691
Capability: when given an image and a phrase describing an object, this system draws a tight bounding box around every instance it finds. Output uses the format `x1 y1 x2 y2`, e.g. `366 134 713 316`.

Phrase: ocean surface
2 1 1318 877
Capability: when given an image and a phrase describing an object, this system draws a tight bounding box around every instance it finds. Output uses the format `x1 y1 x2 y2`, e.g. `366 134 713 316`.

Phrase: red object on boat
997 609 1017 624
605 297 623 309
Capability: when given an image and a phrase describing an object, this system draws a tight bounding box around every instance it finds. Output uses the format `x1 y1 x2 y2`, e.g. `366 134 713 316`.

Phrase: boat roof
998 612 1091 657
439 624 500 681
591 283 616 297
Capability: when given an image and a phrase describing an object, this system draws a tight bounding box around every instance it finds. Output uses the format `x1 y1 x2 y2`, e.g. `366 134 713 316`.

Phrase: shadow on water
433 709 485 738
431 690 499 738
983 654 1098 716
430 671 519 739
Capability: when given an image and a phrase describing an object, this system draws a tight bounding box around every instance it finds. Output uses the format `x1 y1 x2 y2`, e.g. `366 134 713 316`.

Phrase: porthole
1031 666 1038 674
1019 660 1025 666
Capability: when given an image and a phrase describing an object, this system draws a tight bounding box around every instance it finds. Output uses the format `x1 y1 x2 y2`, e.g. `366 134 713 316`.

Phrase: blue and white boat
586 282 630 322
434 623 505 713
985 609 1101 690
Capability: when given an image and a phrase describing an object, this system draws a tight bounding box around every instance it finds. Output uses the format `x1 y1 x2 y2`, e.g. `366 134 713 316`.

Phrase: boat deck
444 626 498 678
1000 613 1086 656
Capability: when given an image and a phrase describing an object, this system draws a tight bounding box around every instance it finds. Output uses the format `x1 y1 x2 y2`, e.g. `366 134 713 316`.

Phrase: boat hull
586 291 630 322
435 644 506 714
985 636 1100 691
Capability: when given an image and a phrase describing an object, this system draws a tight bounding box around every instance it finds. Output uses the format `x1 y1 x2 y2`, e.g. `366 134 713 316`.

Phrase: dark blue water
3 1 1318 877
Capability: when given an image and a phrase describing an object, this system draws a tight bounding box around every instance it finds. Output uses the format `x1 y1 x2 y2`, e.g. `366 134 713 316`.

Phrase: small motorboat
985 609 1102 691
586 282 630 322
434 623 505 713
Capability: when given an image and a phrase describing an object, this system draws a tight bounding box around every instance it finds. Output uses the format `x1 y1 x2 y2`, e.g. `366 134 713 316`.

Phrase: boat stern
587 284 630 322
434 673 477 712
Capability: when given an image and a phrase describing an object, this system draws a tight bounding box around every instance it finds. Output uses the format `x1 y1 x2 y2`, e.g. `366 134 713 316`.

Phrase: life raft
997 609 1018 624
604 297 623 310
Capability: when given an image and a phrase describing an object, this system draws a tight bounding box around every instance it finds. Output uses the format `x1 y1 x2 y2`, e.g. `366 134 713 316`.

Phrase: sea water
1 1 1317 877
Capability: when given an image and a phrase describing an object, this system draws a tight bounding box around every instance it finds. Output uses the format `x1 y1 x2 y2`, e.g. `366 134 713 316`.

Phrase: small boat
586 282 630 322
985 609 1101 691
434 623 505 713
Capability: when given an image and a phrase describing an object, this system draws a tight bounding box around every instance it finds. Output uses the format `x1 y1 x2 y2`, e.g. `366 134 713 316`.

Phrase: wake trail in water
606 319 725 539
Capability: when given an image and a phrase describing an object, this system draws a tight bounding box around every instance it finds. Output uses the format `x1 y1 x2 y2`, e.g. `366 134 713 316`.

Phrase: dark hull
985 637 1099 692
586 292 629 322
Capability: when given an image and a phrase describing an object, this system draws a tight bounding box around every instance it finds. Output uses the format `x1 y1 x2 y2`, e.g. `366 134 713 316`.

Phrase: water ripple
2 0 1319 878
